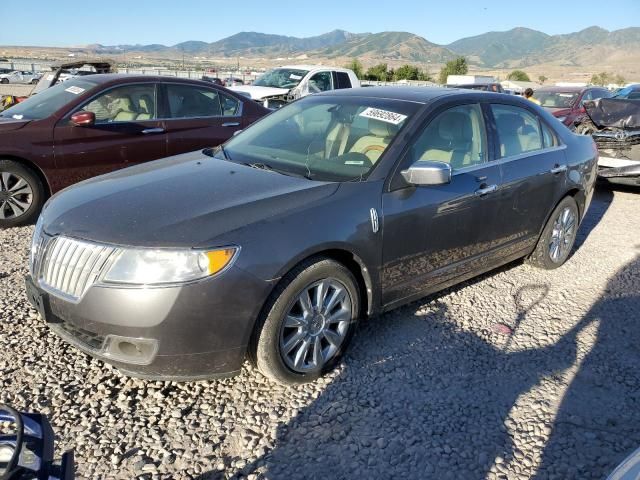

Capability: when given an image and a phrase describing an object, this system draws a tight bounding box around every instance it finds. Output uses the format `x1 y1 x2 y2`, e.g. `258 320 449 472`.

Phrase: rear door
488 103 566 248
53 82 167 186
162 83 243 156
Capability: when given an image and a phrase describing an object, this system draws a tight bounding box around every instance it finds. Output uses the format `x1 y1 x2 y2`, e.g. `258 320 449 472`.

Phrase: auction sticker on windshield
65 86 85 95
359 107 407 125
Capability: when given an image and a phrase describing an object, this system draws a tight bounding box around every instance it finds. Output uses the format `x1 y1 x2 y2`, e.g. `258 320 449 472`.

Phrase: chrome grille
37 236 118 301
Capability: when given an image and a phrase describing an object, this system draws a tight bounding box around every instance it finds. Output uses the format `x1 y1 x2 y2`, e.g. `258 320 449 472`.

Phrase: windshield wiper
244 162 313 180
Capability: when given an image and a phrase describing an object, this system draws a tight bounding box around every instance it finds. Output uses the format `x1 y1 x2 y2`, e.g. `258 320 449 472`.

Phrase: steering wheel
361 144 386 155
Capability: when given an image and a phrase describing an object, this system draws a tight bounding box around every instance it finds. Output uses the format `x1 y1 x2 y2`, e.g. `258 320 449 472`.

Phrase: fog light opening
103 335 158 366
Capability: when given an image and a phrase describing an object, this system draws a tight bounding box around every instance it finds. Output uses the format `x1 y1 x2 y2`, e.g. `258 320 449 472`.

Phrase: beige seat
348 119 397 163
420 111 473 169
495 114 525 157
112 96 138 122
136 95 154 120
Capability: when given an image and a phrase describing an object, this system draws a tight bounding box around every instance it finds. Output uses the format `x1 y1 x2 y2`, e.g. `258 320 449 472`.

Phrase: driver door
53 82 167 188
381 103 503 307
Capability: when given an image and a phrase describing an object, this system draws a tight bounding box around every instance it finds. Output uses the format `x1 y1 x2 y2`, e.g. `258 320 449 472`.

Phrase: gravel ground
1 185 639 479
0 84 33 97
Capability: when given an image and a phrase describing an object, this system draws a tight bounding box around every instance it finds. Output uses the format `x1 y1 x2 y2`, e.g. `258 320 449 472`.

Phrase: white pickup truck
230 65 360 108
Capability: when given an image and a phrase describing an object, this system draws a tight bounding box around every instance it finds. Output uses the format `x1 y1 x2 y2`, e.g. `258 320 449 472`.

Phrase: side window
491 104 543 158
219 92 240 116
335 72 352 89
83 84 157 123
308 72 333 93
409 104 486 170
166 84 224 118
580 90 593 105
541 122 558 148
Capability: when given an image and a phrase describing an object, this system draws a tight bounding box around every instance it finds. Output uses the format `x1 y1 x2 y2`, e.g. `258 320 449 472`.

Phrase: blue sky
1 0 638 47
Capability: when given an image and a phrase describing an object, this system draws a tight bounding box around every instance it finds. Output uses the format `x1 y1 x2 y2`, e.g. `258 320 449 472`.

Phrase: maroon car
0 74 269 227
535 86 611 129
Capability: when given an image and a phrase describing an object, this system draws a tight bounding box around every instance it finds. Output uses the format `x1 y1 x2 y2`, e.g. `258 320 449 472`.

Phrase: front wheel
0 160 45 228
0 78 8 84
251 258 361 384
528 196 579 269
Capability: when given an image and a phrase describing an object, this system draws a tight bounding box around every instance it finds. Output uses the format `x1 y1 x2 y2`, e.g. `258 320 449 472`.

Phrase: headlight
29 214 44 273
556 116 567 123
101 247 238 286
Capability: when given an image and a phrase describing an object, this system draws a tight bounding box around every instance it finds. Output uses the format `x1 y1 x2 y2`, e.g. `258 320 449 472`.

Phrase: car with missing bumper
535 86 612 129
231 65 359 108
575 97 640 186
26 87 597 385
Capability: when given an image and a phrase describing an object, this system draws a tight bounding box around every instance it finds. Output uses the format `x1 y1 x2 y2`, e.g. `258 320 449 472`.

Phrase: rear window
0 79 98 120
334 72 352 89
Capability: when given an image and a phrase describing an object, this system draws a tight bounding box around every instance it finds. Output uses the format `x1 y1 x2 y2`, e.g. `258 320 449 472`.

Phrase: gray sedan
25 87 598 385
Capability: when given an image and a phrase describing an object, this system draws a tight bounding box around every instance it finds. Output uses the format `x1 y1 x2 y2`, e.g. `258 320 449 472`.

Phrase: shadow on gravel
534 254 640 479
197 280 627 479
194 191 627 480
573 186 613 250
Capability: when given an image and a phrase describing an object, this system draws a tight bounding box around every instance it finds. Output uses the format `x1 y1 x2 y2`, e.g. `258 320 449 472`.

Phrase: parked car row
18 83 597 384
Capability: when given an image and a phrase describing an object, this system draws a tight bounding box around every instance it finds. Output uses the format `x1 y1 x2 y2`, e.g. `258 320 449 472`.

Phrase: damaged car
0 59 115 113
576 98 640 186
230 65 359 109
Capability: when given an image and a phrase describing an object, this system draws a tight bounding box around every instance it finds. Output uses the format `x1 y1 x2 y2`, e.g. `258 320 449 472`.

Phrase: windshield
535 91 579 108
252 68 309 89
212 96 419 182
0 78 98 120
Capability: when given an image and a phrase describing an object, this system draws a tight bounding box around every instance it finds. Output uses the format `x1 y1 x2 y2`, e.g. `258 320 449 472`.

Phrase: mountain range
75 26 640 69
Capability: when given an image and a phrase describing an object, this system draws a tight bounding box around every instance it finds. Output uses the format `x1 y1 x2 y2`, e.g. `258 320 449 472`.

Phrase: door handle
549 164 568 174
474 184 498 196
141 128 165 134
222 122 241 127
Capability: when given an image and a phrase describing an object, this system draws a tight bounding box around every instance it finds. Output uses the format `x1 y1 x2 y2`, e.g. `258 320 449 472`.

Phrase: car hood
0 118 31 131
41 150 339 248
229 85 290 100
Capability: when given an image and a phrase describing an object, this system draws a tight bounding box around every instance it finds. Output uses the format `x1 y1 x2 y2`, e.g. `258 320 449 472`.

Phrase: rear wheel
528 196 579 269
31 79 38 85
251 258 361 384
0 160 45 228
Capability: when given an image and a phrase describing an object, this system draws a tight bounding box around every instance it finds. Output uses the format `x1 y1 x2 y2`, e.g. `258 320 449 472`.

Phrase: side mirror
401 160 452 186
70 111 95 127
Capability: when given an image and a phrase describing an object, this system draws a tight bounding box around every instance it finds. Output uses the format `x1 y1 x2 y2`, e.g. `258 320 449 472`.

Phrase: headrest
368 119 396 138
438 111 472 142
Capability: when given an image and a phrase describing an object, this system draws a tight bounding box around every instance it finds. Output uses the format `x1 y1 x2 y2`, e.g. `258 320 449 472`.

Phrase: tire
31 79 38 85
250 257 361 385
0 78 8 84
528 196 579 270
0 160 45 228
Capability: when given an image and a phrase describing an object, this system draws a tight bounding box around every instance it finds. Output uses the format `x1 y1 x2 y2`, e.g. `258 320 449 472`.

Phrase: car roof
278 65 350 72
315 86 460 103
70 73 222 86
536 86 591 93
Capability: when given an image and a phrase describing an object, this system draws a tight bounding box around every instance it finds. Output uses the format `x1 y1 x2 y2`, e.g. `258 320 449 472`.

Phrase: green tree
438 57 468 84
507 70 531 82
345 59 364 79
590 72 610 86
365 63 391 81
538 75 548 84
393 64 421 81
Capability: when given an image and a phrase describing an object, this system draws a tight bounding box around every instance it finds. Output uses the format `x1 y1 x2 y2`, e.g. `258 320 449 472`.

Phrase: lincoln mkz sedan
26 87 598 385
0 74 269 227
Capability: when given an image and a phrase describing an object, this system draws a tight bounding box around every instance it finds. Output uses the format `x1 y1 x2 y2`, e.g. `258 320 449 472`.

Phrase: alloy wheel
0 172 34 220
549 206 577 263
279 279 352 373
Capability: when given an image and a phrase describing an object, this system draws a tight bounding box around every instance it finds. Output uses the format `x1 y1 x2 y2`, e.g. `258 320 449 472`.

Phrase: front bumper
597 156 640 185
25 267 273 380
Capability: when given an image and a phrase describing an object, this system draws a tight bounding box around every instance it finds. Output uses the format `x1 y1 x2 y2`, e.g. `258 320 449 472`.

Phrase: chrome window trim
452 145 567 176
